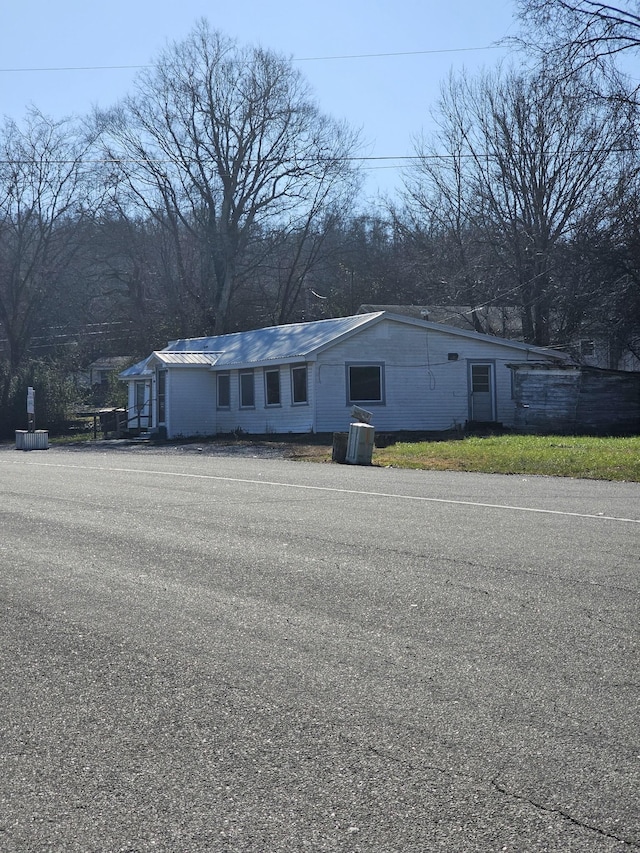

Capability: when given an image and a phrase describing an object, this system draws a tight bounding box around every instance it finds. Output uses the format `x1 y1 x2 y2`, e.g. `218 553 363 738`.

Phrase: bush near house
0 360 84 439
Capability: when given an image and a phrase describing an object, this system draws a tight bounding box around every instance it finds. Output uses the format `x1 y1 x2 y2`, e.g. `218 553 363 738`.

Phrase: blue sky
1 0 517 196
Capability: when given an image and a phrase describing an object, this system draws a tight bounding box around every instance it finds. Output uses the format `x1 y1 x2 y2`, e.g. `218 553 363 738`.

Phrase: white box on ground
15 430 49 450
345 422 375 465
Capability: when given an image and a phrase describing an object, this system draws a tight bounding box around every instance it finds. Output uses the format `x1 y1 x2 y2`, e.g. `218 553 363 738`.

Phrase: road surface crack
489 777 639 848
352 738 639 848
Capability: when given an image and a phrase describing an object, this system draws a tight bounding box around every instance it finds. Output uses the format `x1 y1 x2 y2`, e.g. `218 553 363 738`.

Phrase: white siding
314 320 536 432
214 365 315 435
141 316 559 437
166 369 216 438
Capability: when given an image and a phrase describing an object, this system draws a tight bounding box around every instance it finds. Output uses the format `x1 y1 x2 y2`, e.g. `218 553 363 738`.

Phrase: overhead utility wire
1 146 636 168
0 44 503 74
294 46 503 61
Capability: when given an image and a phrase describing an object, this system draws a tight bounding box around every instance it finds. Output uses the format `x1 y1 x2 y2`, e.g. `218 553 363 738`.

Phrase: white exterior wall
214 364 315 435
314 320 536 432
166 368 216 438
128 317 557 438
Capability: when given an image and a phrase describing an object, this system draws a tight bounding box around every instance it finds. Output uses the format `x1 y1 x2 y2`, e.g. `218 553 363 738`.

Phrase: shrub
0 359 85 438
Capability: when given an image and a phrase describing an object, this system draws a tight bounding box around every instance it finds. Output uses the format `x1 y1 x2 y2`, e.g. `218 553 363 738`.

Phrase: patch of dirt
14 436 334 461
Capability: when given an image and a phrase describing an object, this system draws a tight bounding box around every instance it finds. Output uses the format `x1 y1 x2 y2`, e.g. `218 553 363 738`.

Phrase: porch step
466 421 505 435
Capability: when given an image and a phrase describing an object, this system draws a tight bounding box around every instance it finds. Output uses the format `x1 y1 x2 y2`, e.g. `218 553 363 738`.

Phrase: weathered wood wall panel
513 368 581 433
512 365 640 434
575 369 640 433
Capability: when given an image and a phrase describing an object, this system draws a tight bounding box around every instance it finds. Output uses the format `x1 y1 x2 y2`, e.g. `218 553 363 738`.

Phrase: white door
134 380 151 428
469 362 495 422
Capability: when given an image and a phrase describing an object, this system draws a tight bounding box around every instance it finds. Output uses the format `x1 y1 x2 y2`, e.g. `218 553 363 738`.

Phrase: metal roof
118 356 154 378
164 313 382 367
151 351 222 367
119 311 569 380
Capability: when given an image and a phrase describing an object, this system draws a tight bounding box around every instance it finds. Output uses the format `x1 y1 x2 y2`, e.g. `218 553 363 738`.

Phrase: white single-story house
77 356 134 388
119 311 569 438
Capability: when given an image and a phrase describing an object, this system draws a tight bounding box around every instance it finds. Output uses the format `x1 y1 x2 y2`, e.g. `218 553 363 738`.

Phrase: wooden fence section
510 364 640 434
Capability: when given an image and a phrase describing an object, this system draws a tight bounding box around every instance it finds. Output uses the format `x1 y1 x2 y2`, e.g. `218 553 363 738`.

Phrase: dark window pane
217 373 230 408
292 366 307 404
265 369 280 405
240 371 255 408
349 365 381 402
157 370 166 422
472 365 491 393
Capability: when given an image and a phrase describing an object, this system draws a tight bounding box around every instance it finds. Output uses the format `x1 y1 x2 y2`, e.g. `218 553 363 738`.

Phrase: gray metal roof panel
120 311 567 379
118 356 153 378
165 313 382 366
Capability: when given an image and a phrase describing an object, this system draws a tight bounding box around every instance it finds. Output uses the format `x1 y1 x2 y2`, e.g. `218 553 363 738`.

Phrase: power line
0 64 149 73
294 46 504 61
1 146 636 169
0 45 504 74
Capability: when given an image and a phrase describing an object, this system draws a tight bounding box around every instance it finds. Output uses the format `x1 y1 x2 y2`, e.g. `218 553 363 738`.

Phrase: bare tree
98 20 361 335
402 66 628 346
400 95 498 329
515 0 640 100
517 1 640 55
0 109 97 406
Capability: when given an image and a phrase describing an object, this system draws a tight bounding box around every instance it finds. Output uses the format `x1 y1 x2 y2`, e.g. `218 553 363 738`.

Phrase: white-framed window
347 363 384 404
239 370 255 408
291 365 308 404
217 373 230 409
264 368 281 406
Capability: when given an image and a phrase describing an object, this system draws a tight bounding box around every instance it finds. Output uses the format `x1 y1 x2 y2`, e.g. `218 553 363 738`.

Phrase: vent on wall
448 352 459 361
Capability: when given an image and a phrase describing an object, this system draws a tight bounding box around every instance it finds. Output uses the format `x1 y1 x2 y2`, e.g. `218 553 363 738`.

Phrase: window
157 369 166 423
217 373 230 408
348 363 384 403
240 370 255 408
265 369 281 406
291 365 308 404
471 364 491 393
581 339 595 358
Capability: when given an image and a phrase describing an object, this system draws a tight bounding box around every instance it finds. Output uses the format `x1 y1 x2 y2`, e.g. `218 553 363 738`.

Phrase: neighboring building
119 312 568 439
575 336 640 372
83 356 134 388
359 305 640 372
75 356 134 407
358 304 524 339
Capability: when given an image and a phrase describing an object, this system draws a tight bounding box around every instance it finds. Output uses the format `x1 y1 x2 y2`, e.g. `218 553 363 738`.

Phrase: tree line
1 7 639 434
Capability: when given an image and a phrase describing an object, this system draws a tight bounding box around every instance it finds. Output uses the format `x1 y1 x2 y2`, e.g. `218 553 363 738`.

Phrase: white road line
4 457 640 525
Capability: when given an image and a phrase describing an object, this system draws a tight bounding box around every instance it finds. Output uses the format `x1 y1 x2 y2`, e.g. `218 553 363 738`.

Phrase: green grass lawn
371 434 640 481
44 430 640 481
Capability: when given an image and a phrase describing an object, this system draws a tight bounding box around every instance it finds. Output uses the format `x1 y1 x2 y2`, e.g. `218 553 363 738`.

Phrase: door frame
467 360 497 423
133 379 152 429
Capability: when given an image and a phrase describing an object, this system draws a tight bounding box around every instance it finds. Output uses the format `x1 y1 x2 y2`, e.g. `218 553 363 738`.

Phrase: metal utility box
345 422 375 465
15 430 49 450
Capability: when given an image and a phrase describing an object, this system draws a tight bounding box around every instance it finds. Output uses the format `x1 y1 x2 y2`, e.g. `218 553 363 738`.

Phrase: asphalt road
1 444 638 852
